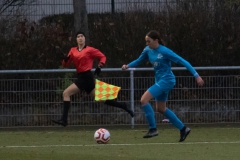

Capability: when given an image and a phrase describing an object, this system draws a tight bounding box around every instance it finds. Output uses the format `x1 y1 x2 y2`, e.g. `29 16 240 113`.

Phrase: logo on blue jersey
157 53 163 59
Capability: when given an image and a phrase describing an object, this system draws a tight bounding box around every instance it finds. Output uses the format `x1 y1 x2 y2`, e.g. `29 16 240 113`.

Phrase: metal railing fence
0 0 217 22
0 67 240 128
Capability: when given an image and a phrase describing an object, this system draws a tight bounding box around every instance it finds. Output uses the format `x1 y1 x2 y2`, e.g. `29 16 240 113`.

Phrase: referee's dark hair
75 31 85 37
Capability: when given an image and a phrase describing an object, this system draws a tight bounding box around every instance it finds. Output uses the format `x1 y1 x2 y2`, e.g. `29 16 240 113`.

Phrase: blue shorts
148 81 175 102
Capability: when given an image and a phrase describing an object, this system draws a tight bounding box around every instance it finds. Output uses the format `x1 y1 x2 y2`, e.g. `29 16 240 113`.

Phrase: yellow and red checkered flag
95 79 121 101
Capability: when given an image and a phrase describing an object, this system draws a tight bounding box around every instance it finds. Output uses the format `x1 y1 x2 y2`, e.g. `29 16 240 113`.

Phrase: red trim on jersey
62 46 106 73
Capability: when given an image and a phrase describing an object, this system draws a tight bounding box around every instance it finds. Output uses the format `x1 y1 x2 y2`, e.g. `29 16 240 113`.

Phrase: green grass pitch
0 125 240 160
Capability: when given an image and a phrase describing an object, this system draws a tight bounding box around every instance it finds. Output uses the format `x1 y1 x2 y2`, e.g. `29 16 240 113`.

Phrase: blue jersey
128 45 198 83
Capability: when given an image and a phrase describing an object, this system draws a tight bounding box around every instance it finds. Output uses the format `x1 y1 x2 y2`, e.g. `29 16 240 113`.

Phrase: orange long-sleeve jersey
62 46 106 73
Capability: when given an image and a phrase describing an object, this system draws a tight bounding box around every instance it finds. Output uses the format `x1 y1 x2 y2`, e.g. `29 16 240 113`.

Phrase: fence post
130 70 134 128
111 0 115 14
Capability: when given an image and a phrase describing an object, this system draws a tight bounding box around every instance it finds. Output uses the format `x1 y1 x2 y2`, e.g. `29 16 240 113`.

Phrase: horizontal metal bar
1 66 240 74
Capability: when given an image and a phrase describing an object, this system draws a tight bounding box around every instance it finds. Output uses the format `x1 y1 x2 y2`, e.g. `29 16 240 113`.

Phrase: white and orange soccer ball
94 128 110 144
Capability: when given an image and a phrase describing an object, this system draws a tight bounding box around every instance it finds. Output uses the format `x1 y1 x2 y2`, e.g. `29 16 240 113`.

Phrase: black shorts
74 70 95 94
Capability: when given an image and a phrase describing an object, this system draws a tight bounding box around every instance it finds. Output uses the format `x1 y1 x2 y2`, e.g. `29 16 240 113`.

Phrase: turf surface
0 125 240 160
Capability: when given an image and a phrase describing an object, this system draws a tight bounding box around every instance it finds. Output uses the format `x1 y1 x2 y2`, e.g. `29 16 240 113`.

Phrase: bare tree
0 0 36 38
0 0 36 15
73 0 89 44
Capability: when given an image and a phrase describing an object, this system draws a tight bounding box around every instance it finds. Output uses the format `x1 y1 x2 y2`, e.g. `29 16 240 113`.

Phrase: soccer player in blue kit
122 30 204 142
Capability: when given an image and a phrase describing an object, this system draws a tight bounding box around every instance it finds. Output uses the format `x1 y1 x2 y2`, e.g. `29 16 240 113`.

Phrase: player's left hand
196 76 204 86
94 66 101 76
95 63 104 76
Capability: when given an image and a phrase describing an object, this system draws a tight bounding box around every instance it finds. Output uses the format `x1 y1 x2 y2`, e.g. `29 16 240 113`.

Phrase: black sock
62 101 70 121
104 100 134 117
104 100 127 110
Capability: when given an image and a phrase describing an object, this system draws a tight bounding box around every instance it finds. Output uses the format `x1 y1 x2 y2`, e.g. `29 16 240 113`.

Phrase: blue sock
142 103 156 129
163 108 184 130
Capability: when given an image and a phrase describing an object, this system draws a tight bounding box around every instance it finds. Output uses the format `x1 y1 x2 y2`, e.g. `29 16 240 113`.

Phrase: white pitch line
1 141 240 148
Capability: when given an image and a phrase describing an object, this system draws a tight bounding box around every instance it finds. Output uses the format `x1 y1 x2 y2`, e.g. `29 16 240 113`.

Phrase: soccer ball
94 128 110 144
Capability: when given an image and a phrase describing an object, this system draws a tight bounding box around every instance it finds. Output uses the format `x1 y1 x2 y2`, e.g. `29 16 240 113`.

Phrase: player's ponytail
159 38 165 46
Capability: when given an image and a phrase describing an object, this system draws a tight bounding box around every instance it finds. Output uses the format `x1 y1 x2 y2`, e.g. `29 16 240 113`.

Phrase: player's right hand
63 56 70 62
122 64 128 70
196 76 204 86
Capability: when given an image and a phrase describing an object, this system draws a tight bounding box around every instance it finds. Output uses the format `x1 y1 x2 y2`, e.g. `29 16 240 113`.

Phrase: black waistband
77 70 92 76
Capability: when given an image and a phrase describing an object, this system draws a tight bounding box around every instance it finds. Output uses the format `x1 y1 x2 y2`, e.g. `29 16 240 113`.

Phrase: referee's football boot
52 102 70 127
143 128 158 138
179 126 191 142
52 119 68 127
